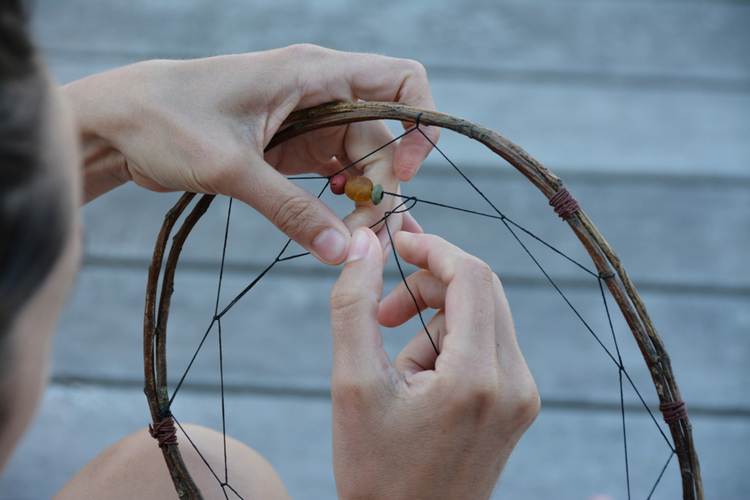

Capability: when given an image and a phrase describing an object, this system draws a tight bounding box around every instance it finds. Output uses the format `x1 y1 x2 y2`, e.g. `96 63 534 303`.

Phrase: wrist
61 63 151 203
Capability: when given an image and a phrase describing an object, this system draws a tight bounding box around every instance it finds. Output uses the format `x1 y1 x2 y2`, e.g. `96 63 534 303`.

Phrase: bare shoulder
53 423 292 500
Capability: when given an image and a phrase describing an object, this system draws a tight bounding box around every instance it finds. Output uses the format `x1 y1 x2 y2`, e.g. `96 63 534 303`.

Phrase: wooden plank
501 407 750 499
3 383 747 499
31 0 750 83
50 265 749 410
428 81 750 176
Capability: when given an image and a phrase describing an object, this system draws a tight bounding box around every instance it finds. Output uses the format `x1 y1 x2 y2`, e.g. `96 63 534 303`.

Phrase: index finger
294 47 439 181
346 58 439 182
392 232 498 361
340 120 400 235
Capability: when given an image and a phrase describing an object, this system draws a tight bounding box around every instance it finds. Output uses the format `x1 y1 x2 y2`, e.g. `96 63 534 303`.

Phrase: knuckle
492 271 502 287
467 379 502 417
330 287 376 329
446 375 501 424
448 368 540 429
409 59 427 80
401 58 428 81
284 43 327 60
461 256 495 287
514 374 542 423
330 285 366 314
269 193 316 238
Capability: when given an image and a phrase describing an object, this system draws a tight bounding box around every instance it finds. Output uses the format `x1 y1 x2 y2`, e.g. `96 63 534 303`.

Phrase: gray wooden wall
2 1 748 499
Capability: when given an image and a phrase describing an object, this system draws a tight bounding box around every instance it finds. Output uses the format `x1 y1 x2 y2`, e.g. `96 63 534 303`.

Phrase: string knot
149 417 179 448
659 400 687 424
549 187 580 221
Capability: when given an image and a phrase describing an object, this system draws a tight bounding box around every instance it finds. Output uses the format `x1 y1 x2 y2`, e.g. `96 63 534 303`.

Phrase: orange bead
345 176 374 202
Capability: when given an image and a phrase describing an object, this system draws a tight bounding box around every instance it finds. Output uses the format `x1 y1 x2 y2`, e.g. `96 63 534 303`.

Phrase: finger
378 270 446 328
265 127 352 178
492 273 520 365
394 125 438 182
330 228 391 378
401 211 423 234
339 54 439 177
340 121 400 234
292 47 438 180
376 215 402 262
442 259 497 361
375 209 420 262
393 231 473 284
228 159 350 265
295 49 437 117
393 231 497 359
393 311 445 376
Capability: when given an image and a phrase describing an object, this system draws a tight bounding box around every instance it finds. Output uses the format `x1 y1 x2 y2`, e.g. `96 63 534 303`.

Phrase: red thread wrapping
549 188 580 221
149 417 179 448
659 400 688 424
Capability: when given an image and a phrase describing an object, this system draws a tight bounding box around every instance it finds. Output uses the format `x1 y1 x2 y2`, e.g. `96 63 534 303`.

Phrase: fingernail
313 229 348 264
347 229 370 262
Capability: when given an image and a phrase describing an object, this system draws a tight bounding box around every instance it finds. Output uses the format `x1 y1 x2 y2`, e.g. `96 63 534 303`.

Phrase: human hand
63 45 438 264
329 228 540 500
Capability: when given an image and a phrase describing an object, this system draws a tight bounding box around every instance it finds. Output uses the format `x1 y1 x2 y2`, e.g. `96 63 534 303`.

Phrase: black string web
158 120 682 499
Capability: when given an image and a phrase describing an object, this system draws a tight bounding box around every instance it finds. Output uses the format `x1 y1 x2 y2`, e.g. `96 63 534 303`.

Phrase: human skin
62 44 439 263
4 45 435 493
0 66 83 473
330 229 540 500
56 230 539 500
2 44 537 498
53 424 293 500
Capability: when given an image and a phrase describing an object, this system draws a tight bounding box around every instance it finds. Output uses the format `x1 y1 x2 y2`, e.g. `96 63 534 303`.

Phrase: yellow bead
345 176 374 202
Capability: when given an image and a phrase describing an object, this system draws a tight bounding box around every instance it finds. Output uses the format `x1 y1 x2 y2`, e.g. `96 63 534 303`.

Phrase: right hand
329 228 540 500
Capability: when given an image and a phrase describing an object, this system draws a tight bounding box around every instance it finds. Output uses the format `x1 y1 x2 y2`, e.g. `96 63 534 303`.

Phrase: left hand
63 45 438 264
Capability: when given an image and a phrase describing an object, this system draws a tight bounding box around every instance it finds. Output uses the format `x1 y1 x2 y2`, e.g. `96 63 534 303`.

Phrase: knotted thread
659 400 687 424
149 417 179 448
549 187 580 221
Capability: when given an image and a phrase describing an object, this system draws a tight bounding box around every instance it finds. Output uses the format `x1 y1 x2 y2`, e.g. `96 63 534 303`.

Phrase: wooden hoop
144 102 703 500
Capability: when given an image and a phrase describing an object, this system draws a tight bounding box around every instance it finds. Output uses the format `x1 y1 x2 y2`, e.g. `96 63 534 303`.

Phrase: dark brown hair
0 0 69 347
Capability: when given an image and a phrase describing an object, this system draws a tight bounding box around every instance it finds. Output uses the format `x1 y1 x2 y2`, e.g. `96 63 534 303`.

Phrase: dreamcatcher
142 102 703 499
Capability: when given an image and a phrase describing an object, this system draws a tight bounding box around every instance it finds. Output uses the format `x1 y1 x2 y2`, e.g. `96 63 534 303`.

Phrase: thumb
330 228 390 379
230 161 351 265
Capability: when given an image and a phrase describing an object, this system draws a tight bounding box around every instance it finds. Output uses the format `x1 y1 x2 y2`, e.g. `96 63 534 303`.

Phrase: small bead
345 176 374 203
330 174 347 195
371 184 384 205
